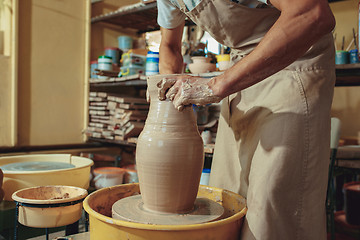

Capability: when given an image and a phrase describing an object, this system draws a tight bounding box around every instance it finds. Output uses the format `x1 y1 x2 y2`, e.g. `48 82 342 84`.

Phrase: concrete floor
28 231 89 240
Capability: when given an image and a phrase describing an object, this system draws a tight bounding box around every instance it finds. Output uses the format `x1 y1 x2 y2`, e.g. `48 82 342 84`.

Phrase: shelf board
90 74 147 87
335 63 360 87
91 2 194 34
335 63 360 69
88 137 137 147
89 72 224 88
87 137 215 154
89 67 360 87
335 76 360 87
91 2 159 34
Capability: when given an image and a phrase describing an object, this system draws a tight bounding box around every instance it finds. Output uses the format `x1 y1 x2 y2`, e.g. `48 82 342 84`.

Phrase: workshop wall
0 55 12 146
16 0 90 146
0 1 15 147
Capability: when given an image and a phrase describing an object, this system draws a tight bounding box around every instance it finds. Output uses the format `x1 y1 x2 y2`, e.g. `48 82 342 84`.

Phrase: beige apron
176 0 335 239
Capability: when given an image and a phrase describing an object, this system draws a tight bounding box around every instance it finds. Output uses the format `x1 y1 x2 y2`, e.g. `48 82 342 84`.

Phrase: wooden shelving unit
87 63 360 152
88 72 217 154
88 137 215 155
91 1 194 34
88 137 137 147
89 1 360 153
89 74 147 87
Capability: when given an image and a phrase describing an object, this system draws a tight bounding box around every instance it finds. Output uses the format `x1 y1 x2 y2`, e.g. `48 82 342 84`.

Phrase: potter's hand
157 75 222 111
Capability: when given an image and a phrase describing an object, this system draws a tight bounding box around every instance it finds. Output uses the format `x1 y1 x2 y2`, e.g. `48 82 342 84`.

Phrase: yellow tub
12 185 88 228
83 183 247 240
0 154 93 201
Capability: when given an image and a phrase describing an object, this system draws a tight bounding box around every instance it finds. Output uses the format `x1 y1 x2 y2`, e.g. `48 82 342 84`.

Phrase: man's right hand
157 75 222 111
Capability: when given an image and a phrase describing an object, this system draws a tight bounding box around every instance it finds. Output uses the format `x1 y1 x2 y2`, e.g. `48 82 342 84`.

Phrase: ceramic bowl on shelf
191 56 211 64
188 62 216 74
218 61 231 71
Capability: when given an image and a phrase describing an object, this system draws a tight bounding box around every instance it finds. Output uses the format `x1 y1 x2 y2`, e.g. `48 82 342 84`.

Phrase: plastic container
90 60 98 79
121 52 146 67
216 54 231 71
98 55 113 70
98 55 113 79
216 54 230 62
120 66 145 77
200 168 211 185
118 36 133 52
335 50 350 65
93 167 125 189
343 181 360 225
123 165 138 184
105 47 121 65
349 49 360 64
145 51 159 76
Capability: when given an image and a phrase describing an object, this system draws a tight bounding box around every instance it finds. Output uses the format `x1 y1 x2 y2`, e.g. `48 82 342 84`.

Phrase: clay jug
136 74 204 214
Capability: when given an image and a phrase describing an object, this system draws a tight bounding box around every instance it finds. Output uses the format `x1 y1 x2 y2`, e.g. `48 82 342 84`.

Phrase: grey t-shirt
157 0 269 29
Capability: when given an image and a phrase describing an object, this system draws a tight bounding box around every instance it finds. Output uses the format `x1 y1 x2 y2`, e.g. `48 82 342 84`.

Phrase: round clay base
112 195 224 225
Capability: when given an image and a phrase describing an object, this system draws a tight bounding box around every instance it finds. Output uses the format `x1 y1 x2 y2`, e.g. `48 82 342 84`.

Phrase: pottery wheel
112 195 224 225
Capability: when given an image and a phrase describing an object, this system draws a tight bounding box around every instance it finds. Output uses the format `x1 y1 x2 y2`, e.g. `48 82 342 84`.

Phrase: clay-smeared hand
157 75 222 111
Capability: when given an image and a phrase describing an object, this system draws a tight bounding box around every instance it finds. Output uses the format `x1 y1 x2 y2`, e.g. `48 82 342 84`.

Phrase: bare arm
159 22 185 74
210 0 335 98
157 0 335 110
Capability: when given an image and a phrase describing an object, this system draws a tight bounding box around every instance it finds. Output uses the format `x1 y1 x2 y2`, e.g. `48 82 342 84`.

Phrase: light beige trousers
209 62 335 239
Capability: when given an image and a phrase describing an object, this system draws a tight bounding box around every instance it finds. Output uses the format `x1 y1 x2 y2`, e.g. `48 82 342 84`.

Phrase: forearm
159 41 184 74
210 0 335 98
159 23 185 74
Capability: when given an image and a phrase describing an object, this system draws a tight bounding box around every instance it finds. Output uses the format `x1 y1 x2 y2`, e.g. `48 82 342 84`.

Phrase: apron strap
177 0 188 12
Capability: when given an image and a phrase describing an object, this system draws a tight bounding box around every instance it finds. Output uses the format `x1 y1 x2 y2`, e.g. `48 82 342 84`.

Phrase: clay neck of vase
146 100 197 128
147 74 182 102
146 75 198 128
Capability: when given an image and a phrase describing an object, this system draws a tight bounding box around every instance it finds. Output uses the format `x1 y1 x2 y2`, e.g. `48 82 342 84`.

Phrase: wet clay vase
136 74 204 214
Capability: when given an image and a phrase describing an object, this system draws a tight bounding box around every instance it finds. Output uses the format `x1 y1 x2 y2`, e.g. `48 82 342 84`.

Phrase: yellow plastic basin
83 183 247 240
12 185 88 228
0 154 93 201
